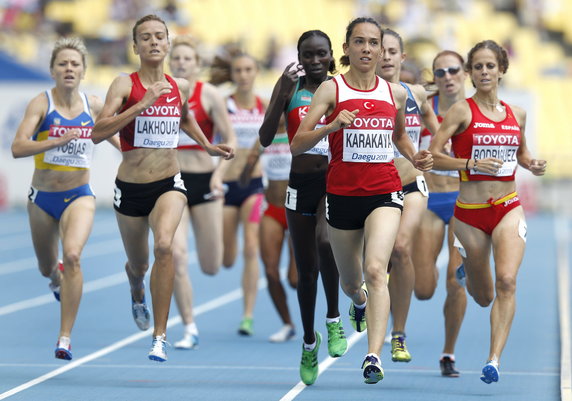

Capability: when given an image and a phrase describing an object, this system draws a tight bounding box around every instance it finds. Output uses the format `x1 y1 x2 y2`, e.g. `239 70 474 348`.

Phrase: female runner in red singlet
291 17 432 384
168 35 236 350
92 15 233 362
430 40 546 384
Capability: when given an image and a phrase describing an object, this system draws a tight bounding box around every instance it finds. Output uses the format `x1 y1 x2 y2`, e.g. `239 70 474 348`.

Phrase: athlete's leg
412 209 445 300
239 194 262 319
287 209 319 344
189 199 224 275
363 207 401 356
147 191 187 337
389 192 426 334
172 207 194 327
260 214 292 325
27 202 60 284
488 207 526 363
222 205 240 268
57 196 95 337
327 226 365 307
286 236 298 289
115 213 150 304
316 198 340 319
453 219 493 307
443 217 466 355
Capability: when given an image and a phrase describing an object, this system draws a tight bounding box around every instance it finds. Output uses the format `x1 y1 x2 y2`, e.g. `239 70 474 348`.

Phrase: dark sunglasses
434 66 461 78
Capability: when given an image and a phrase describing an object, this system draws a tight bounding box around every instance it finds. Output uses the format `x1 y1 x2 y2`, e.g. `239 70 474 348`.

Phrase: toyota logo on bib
363 101 374 110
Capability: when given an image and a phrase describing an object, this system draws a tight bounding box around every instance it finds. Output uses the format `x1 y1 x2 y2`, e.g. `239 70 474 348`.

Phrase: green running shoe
391 334 412 362
300 332 321 385
326 320 347 357
238 317 254 336
349 282 368 332
362 354 384 384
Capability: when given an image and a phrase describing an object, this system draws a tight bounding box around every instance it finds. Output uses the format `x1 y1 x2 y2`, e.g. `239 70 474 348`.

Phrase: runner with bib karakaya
91 14 233 363
429 40 546 384
291 17 432 385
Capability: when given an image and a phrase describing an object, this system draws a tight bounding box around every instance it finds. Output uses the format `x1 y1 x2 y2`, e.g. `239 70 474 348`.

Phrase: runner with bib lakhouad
92 14 233 363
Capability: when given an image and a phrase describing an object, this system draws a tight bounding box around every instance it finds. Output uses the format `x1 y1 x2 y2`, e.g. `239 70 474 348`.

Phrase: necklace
474 95 504 112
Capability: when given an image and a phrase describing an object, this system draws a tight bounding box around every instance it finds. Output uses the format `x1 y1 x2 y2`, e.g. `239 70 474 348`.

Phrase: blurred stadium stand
0 0 570 209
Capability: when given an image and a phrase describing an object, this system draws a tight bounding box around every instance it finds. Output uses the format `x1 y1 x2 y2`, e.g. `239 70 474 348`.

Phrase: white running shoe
55 336 72 360
49 282 61 302
269 324 296 343
131 281 150 331
174 333 199 350
148 334 168 362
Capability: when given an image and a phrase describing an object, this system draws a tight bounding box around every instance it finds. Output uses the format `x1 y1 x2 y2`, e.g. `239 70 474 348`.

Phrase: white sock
326 316 341 324
303 340 316 351
365 353 380 363
441 353 455 361
58 336 71 347
185 322 198 336
354 301 366 309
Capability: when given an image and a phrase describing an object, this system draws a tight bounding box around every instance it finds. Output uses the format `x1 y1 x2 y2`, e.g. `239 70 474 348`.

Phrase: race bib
304 124 329 156
134 116 180 148
261 134 292 181
469 134 520 177
394 116 421 158
43 125 94 168
235 124 260 149
342 129 394 163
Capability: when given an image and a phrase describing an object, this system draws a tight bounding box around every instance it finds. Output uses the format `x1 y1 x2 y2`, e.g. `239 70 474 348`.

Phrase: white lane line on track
0 272 126 316
279 331 366 401
0 363 560 377
0 239 125 276
0 221 119 252
0 251 198 316
0 277 266 400
556 217 572 401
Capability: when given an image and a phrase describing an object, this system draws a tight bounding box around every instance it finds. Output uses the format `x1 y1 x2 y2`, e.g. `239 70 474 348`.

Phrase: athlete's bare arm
177 78 234 160
391 83 433 171
12 93 80 158
92 75 170 143
512 105 546 175
413 84 440 136
89 95 121 150
290 80 340 156
259 62 300 147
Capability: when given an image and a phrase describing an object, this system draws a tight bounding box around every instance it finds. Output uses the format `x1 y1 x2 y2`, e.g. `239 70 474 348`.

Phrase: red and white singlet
325 75 402 196
178 81 214 150
119 72 182 152
452 98 521 182
227 95 265 150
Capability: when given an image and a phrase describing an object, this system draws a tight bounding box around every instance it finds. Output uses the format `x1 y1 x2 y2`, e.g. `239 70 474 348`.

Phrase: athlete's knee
495 273 517 297
390 244 409 266
264 265 281 283
414 284 436 300
341 278 367 299
298 266 319 285
363 264 387 289
242 241 259 261
471 289 494 307
153 237 174 260
288 276 297 289
200 262 220 276
62 250 81 272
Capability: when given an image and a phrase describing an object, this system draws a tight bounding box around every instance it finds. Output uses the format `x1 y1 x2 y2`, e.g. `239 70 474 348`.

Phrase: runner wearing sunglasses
414 50 468 377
